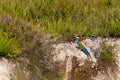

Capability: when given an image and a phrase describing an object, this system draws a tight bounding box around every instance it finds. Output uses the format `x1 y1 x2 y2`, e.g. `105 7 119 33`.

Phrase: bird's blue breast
75 38 80 43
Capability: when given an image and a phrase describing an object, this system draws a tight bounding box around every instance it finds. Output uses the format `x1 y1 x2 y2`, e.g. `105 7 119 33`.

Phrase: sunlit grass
0 0 120 38
0 33 20 57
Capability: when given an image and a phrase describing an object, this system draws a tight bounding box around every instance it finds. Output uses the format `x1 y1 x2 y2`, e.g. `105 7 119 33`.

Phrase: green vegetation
0 0 120 38
0 14 35 57
100 43 116 63
98 42 117 73
0 35 19 57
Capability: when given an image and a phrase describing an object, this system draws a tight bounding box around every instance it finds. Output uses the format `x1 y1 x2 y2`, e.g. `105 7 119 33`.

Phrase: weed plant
0 34 19 57
98 41 117 73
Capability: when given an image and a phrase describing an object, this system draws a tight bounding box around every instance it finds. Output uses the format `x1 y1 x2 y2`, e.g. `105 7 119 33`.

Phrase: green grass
97 41 117 73
0 14 35 57
0 0 120 38
100 42 116 63
0 33 20 57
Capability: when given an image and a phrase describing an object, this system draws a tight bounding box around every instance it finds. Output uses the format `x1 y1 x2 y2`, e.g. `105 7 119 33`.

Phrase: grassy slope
0 0 120 37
